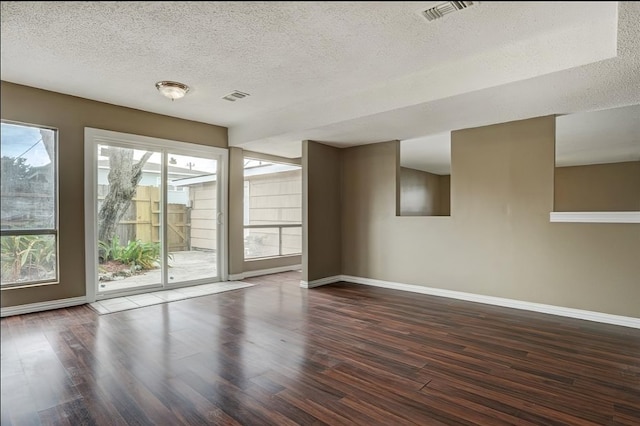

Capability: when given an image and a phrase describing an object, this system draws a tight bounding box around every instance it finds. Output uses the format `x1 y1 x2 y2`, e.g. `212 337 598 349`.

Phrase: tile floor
89 281 254 314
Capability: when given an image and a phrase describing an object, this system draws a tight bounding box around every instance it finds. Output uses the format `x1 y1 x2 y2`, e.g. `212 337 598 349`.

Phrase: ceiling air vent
422 1 474 21
222 90 250 102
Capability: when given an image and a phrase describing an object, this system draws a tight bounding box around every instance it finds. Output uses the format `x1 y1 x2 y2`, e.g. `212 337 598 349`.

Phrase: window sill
549 212 640 223
244 254 302 262
1 280 59 291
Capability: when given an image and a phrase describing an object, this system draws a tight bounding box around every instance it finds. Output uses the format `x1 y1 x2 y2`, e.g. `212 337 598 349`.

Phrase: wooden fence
98 185 188 252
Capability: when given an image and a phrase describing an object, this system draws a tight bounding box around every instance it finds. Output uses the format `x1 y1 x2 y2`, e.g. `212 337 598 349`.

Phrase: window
1 121 58 287
243 158 302 259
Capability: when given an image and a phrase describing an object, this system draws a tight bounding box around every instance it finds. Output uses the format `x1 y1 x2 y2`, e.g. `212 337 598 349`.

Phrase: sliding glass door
85 129 227 301
96 144 164 293
165 152 218 285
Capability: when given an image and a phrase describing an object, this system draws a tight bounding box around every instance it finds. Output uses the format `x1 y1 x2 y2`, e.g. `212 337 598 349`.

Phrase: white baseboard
340 275 640 329
5 275 635 329
230 264 302 281
300 275 342 289
1 296 87 318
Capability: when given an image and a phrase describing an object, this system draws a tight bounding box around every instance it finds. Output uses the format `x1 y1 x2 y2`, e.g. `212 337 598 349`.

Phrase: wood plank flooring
2 271 639 425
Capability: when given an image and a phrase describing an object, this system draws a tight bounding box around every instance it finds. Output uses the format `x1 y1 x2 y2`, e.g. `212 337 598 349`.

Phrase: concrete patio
99 250 218 293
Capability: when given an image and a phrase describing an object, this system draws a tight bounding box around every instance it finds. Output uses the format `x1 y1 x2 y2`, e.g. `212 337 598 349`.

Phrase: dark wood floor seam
2 271 639 426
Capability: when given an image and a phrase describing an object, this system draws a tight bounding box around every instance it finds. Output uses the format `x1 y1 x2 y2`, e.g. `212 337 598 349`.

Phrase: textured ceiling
2 1 639 161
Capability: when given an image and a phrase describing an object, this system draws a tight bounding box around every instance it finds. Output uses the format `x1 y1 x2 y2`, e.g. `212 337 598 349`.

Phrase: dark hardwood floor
2 271 639 425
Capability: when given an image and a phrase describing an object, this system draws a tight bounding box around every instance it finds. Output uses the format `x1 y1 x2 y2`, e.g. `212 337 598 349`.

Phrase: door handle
217 211 223 225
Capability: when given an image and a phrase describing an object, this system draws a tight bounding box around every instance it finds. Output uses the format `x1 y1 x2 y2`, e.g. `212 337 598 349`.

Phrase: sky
169 153 217 173
1 122 52 167
97 145 218 173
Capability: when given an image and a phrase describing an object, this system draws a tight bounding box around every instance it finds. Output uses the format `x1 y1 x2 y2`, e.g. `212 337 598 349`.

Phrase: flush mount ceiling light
155 81 190 100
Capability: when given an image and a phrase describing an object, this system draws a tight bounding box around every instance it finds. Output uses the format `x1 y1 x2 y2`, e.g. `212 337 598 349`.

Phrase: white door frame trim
84 128 228 302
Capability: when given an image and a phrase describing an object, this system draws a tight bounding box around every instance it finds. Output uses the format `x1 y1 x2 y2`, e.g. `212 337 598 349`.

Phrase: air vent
422 1 474 21
222 90 250 102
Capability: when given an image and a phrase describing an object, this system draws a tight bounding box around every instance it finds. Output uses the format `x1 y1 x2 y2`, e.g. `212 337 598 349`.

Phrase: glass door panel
97 144 164 293
166 153 218 285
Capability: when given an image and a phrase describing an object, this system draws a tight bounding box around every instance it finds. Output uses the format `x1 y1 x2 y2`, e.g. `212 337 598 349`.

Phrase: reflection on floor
90 281 253 314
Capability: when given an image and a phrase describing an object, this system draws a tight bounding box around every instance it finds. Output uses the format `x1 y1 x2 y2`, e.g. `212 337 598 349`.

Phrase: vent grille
422 1 474 21
222 90 250 102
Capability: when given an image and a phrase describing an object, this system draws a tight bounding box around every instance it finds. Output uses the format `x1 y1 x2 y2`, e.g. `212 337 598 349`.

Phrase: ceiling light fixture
155 81 190 100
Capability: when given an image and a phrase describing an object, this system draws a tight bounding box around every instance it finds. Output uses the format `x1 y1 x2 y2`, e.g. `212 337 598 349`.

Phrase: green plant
30 236 56 270
99 235 122 262
1 235 28 281
1 235 56 283
118 239 160 270
98 237 165 270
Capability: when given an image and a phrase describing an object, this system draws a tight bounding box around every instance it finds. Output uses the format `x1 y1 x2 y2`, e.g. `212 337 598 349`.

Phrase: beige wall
439 175 451 216
399 167 450 216
554 161 640 211
228 147 245 276
341 117 640 317
1 81 227 307
303 141 342 282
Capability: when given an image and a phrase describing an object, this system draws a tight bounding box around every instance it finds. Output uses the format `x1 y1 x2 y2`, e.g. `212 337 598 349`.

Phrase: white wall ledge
550 212 640 223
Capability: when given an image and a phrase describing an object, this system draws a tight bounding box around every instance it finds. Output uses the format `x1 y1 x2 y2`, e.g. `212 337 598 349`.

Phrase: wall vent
222 90 250 102
422 1 474 21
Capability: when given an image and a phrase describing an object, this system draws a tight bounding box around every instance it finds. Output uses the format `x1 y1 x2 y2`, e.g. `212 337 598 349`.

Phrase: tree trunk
98 148 152 243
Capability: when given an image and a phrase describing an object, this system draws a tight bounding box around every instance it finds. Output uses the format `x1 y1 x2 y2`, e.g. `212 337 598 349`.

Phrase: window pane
244 228 279 259
1 234 57 285
243 158 301 260
1 121 58 287
243 160 301 226
281 227 302 255
1 123 56 230
166 152 218 285
97 145 163 292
